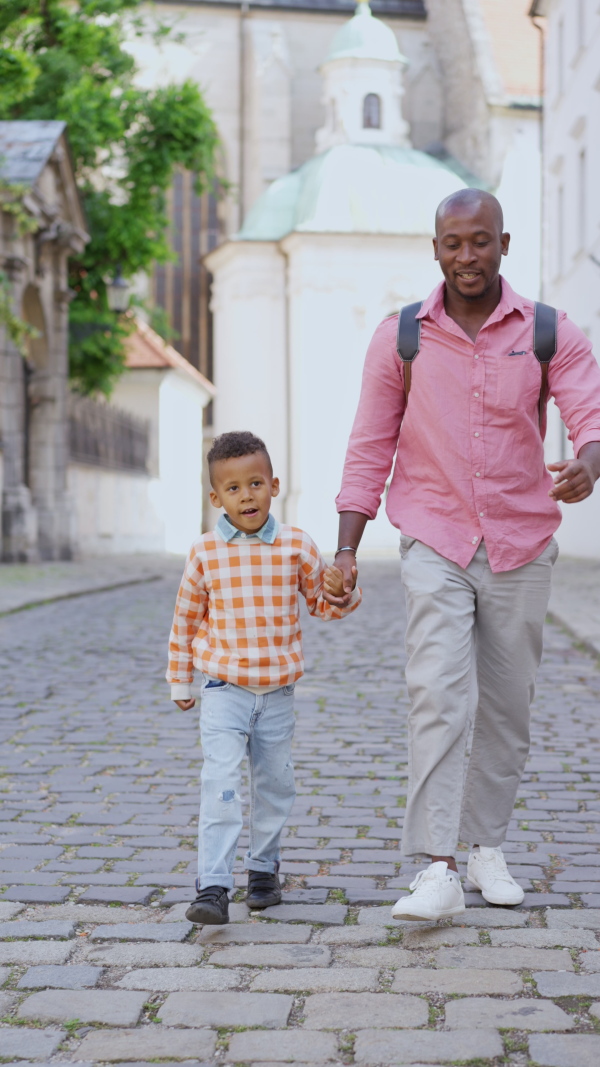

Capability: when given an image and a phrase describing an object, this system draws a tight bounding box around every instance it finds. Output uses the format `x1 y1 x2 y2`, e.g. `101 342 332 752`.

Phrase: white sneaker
391 861 466 922
467 846 525 906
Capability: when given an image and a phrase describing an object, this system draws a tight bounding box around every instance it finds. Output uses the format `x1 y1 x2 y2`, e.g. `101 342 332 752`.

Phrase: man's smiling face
433 197 510 302
209 451 279 534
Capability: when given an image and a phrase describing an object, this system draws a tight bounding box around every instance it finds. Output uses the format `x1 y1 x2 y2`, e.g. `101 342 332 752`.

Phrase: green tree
0 0 219 394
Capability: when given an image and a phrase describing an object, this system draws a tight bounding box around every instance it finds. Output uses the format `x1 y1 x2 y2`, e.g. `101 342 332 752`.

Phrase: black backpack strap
396 301 424 400
533 301 558 429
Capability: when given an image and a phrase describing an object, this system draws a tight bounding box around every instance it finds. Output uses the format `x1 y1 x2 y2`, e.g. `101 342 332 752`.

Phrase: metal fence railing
68 392 149 473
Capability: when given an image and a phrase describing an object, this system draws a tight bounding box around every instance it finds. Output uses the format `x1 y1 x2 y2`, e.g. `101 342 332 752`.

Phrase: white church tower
206 2 467 551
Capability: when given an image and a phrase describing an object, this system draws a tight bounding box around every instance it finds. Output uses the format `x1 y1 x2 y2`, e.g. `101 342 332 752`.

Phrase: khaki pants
399 537 558 858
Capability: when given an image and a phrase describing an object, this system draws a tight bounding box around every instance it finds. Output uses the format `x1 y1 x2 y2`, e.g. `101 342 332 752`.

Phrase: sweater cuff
171 683 192 701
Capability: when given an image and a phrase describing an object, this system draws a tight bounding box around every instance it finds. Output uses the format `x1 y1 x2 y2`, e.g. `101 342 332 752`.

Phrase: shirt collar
216 512 279 544
416 276 527 326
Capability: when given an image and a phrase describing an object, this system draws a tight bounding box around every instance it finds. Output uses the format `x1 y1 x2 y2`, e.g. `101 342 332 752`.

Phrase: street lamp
106 266 130 313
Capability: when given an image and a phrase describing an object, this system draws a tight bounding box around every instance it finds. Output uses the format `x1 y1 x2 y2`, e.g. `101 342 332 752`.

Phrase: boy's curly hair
207 431 272 481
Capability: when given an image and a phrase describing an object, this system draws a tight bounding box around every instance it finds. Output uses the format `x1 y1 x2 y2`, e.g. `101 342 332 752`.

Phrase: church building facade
129 0 543 549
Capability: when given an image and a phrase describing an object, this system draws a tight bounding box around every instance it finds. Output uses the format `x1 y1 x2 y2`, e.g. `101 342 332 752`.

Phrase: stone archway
1 122 87 561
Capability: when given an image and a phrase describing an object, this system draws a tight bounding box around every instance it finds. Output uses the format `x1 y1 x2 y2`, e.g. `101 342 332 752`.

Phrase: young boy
167 431 360 924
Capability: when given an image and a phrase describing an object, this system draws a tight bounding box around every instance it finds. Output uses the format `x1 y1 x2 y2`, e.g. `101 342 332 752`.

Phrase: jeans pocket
283 684 296 695
202 676 231 692
400 535 417 559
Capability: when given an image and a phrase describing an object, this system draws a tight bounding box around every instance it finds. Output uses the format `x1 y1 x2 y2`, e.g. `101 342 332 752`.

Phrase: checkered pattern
167 524 361 690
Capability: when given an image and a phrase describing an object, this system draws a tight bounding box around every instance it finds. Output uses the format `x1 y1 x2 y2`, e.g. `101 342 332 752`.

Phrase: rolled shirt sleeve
549 314 600 455
335 316 405 518
166 547 209 690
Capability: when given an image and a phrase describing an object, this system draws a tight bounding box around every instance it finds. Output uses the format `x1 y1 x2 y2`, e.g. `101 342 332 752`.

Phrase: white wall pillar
207 241 288 523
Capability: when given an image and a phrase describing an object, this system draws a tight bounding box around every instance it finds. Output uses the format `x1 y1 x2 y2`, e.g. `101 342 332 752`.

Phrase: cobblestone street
1 559 600 1066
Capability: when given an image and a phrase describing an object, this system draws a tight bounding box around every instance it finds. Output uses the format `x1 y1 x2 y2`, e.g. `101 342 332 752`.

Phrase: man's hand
174 697 196 711
547 459 597 503
322 552 357 607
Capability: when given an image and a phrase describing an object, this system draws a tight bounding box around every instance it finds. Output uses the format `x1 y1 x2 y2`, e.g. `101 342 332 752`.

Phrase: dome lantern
315 0 410 154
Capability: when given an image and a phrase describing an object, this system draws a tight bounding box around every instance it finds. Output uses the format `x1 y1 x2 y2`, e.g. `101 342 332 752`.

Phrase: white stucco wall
281 232 448 553
494 118 541 301
67 464 164 556
537 0 600 558
209 241 288 527
158 371 207 554
112 366 209 555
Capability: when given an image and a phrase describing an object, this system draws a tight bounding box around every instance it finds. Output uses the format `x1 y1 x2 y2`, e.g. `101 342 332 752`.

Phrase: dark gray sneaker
246 871 282 909
185 885 229 925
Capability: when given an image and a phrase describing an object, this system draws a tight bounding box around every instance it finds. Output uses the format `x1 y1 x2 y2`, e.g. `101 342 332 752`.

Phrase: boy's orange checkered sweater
167 520 361 698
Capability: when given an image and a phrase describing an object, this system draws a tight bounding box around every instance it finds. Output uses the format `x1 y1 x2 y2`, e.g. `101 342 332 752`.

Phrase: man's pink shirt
336 277 600 573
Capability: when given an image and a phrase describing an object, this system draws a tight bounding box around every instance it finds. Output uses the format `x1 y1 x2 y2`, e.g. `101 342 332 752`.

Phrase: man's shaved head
435 189 504 235
433 188 509 305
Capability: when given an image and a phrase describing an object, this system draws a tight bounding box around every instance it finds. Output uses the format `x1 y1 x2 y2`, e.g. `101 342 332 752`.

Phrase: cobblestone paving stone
1 559 600 1066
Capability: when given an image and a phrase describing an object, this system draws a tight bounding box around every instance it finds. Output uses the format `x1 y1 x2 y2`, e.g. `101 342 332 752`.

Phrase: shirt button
474 392 480 397
474 354 479 359
474 432 480 438
472 537 478 544
475 472 481 477
480 511 484 517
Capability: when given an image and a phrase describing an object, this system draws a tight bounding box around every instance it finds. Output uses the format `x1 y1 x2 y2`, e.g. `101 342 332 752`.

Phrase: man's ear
433 237 439 261
501 231 511 256
271 477 280 499
209 489 222 509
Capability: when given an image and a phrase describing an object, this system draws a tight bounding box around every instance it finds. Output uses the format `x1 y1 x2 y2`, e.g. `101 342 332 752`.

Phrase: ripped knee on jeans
219 789 239 802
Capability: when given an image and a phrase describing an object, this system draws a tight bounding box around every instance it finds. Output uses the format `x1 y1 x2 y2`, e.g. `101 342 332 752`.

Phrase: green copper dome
326 2 405 64
237 145 467 241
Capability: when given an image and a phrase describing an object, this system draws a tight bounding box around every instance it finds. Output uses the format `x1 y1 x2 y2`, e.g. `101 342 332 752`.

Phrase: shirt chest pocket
496 351 541 411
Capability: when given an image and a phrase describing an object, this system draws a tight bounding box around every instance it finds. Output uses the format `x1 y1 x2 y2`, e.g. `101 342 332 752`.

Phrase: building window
363 93 381 129
578 148 586 252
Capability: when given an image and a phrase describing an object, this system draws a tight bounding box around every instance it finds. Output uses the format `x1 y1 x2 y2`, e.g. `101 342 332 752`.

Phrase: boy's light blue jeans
197 676 296 890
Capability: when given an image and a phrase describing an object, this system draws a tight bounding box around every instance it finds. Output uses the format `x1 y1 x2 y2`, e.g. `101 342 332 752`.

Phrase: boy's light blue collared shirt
216 512 279 545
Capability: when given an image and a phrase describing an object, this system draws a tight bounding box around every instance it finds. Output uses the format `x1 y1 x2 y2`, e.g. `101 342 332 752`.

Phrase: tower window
363 93 381 129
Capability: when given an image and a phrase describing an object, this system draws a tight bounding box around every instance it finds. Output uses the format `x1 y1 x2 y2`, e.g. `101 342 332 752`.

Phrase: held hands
174 698 196 711
323 556 357 607
547 459 596 504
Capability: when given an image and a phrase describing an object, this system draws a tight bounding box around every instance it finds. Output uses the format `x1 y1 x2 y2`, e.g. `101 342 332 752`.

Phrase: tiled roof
480 0 541 102
126 319 217 395
0 121 66 186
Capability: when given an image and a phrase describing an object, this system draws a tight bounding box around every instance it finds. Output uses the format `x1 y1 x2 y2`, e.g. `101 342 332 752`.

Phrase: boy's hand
174 698 196 711
324 564 357 600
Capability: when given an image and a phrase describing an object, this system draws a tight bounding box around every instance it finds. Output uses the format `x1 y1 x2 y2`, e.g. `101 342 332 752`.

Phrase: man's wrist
578 441 600 480
335 545 357 558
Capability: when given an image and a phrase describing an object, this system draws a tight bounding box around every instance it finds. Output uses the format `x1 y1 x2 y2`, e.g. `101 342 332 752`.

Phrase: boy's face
209 452 280 534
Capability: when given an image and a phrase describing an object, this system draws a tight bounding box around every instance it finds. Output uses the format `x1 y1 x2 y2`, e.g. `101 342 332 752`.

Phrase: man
328 189 600 921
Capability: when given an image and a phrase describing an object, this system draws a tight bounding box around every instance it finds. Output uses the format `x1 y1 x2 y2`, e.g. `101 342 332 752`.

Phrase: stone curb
0 573 162 617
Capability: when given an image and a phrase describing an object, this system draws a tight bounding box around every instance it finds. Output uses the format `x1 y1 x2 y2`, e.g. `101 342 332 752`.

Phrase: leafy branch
1 0 219 395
